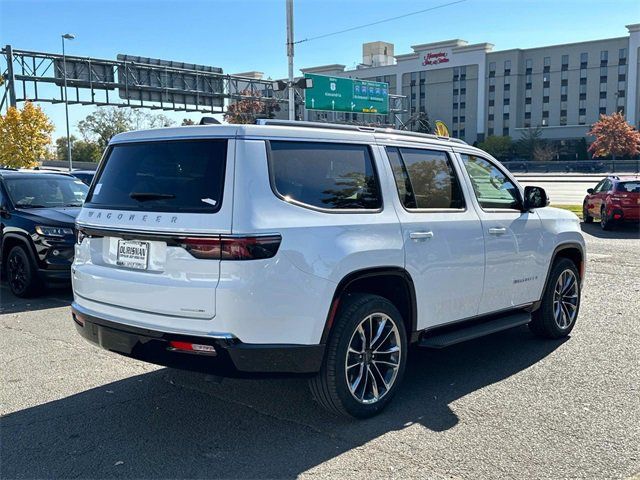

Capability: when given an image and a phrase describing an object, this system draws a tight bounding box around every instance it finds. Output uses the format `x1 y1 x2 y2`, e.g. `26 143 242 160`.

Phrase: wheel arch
531 242 585 312
321 267 418 344
1 232 38 273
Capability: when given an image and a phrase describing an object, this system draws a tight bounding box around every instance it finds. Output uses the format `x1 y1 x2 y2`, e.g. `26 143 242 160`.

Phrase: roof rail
256 119 468 145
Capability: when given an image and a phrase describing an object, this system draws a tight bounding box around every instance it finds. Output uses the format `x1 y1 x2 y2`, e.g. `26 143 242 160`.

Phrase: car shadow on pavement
580 222 640 239
0 283 73 314
0 326 566 479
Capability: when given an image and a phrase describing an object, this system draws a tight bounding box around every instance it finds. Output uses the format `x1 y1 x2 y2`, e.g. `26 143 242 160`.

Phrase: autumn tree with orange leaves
0 102 54 168
587 112 640 159
224 90 280 124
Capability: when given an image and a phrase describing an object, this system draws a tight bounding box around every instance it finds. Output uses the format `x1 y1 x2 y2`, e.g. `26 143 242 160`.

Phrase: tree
587 112 640 159
516 126 544 161
0 102 54 168
478 135 512 160
532 143 558 162
56 136 102 163
78 107 175 149
224 91 280 124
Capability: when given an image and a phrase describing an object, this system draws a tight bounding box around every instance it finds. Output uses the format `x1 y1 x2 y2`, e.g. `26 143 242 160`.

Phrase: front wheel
7 245 41 297
309 293 408 418
529 258 581 339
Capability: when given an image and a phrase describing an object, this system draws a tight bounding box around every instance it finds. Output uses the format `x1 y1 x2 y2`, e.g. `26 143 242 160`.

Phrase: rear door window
387 147 465 209
268 141 381 211
86 140 227 212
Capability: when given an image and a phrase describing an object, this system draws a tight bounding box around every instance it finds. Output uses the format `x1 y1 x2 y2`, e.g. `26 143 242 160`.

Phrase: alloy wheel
8 252 28 294
345 313 401 404
552 269 578 329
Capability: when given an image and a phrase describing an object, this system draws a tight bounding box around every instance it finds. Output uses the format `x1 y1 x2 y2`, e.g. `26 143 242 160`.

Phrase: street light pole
286 0 295 120
61 33 75 171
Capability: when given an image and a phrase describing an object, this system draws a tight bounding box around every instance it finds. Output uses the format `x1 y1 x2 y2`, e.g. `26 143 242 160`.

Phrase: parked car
71 121 585 418
583 175 640 230
0 171 88 296
70 170 96 186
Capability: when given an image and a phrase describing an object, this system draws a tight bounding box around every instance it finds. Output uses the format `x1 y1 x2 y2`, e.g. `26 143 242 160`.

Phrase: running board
418 311 531 349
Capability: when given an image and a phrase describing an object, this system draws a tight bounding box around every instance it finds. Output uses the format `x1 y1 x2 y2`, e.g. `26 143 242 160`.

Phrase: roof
109 122 473 151
613 175 640 181
0 170 73 179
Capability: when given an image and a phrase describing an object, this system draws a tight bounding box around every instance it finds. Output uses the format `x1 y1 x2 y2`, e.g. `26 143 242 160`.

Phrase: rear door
456 151 545 313
384 145 485 329
73 138 234 319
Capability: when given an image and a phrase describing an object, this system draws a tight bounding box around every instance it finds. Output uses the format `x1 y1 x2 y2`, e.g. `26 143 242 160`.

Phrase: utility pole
286 0 295 120
61 33 75 172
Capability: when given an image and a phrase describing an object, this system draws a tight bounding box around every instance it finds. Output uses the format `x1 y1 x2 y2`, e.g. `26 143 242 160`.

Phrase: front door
384 146 485 330
457 152 546 314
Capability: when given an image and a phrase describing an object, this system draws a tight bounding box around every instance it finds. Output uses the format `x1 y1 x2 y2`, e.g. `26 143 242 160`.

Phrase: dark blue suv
0 170 88 297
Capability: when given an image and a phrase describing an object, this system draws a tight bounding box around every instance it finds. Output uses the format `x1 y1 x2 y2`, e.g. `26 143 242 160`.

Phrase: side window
601 180 612 192
269 141 381 211
592 180 606 193
460 154 521 210
386 147 465 209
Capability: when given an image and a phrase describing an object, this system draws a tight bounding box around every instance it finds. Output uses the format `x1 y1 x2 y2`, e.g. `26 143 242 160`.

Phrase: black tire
309 293 408 418
600 206 614 230
529 258 581 339
583 204 593 223
6 245 41 298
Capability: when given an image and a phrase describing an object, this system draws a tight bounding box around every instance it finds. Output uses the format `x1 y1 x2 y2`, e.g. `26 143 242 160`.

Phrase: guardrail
502 160 640 174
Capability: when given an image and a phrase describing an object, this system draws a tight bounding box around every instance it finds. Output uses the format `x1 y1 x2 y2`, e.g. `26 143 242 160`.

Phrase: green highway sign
304 73 389 115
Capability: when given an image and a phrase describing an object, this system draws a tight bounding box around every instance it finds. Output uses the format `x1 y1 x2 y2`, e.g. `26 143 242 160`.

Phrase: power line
294 0 468 45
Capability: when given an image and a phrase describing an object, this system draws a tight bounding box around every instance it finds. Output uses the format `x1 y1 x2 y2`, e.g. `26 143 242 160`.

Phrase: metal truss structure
1 45 406 123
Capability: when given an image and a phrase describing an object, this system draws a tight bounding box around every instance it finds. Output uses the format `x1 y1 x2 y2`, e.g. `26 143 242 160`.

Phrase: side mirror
587 188 594 194
523 186 548 211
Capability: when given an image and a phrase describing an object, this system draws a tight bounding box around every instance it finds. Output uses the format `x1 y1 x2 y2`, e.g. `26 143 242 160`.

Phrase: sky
1 0 639 140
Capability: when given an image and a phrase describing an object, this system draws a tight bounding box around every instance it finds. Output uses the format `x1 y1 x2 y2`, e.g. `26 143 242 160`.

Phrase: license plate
117 240 149 270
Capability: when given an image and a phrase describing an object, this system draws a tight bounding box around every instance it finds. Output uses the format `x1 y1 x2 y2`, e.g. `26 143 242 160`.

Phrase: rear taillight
168 341 217 355
178 235 281 260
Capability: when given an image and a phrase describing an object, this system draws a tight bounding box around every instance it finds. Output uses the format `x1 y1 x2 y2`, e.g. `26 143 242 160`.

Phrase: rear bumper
613 206 640 222
71 304 324 377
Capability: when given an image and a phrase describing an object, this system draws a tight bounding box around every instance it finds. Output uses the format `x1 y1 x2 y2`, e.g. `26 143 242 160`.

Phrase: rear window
616 181 640 193
86 140 227 212
268 141 381 211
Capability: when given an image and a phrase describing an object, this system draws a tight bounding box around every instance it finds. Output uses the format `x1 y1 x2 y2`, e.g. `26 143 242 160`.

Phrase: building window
542 110 549 118
543 87 550 96
600 83 607 92
580 69 587 79
488 128 494 136
561 85 568 95
503 98 510 106
488 105 495 115
489 77 496 86
600 91 607 99
489 99 495 107
601 50 608 64
525 104 532 113
580 52 588 67
543 56 551 73
619 48 627 65
579 108 586 115
561 94 568 102
525 97 532 104
579 114 586 124
541 119 548 127
543 96 549 104
599 107 607 115
459 129 465 137
489 85 495 92
502 127 509 136
526 82 532 90
561 54 569 70
524 120 531 128
561 70 568 81
618 90 626 98
504 59 511 76
460 102 466 109
525 111 531 119
503 105 510 114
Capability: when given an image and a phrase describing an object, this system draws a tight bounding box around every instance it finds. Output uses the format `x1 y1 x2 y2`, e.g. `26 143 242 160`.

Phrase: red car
583 175 640 230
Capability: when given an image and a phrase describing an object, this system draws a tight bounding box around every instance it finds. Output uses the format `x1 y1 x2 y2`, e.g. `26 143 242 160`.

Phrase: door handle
488 227 507 235
410 231 434 240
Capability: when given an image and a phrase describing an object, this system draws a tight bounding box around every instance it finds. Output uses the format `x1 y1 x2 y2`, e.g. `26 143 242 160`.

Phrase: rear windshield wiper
129 192 176 201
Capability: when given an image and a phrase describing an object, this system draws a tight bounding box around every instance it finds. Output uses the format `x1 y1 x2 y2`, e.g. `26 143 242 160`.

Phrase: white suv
71 120 585 418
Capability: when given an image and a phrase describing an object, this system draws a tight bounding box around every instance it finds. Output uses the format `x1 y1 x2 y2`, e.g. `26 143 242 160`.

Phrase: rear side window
386 147 465 209
87 140 227 213
268 141 381 210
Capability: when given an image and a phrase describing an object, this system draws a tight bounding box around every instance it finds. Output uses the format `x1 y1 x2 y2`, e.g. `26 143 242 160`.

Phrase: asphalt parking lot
1 223 639 479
